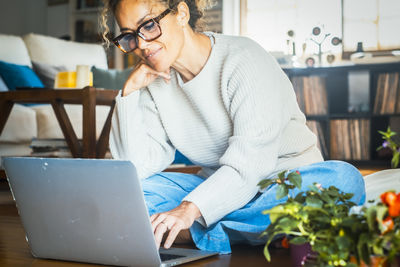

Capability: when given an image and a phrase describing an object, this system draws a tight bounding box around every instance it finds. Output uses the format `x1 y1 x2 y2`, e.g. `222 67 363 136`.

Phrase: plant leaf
392 151 399 169
258 179 275 190
276 184 289 200
287 172 302 189
305 195 323 208
277 170 287 180
263 243 272 261
290 236 307 245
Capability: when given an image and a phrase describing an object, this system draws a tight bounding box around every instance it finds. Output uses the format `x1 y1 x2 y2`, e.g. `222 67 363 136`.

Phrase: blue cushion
0 60 44 91
173 150 194 165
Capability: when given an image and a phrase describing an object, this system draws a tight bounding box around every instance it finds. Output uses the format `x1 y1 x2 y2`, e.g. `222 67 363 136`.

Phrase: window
241 0 400 58
243 0 342 57
343 0 400 52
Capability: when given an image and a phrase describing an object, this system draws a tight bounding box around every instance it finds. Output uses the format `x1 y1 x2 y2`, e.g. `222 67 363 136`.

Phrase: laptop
3 157 218 266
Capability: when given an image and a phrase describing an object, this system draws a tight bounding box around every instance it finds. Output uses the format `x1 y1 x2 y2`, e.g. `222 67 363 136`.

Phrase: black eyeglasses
113 8 172 53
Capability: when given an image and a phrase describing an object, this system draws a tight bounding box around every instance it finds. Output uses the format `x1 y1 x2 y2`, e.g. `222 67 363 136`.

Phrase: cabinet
283 62 400 167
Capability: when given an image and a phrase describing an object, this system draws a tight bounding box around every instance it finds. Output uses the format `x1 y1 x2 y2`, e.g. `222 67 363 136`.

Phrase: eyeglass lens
118 19 161 52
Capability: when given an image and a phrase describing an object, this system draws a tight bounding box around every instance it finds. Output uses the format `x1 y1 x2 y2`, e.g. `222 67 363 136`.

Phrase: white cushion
22 33 108 71
32 104 111 139
0 104 37 143
0 34 32 67
364 169 400 202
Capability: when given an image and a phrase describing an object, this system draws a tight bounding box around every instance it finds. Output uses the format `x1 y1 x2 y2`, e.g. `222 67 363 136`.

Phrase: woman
101 0 365 254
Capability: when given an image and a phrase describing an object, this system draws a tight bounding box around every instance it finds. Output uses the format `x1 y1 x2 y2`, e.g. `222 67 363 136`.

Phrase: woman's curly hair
100 0 215 48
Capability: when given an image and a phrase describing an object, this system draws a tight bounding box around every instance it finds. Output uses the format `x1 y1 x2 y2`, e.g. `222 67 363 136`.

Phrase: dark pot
290 243 318 267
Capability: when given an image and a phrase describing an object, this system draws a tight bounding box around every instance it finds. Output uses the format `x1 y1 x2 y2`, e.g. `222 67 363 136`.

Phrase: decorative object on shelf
308 25 342 66
377 127 400 168
305 57 315 67
284 30 301 67
326 54 335 64
287 30 296 56
259 170 400 266
356 42 364 53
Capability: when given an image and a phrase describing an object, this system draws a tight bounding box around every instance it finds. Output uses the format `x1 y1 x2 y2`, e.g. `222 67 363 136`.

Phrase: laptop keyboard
159 253 185 261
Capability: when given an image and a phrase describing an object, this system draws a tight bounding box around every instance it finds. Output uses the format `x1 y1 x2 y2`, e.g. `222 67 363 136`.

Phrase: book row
373 72 400 114
329 119 370 160
291 75 328 115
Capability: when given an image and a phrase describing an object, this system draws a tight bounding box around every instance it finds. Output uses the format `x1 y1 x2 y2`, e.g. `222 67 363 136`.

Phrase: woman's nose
137 36 151 50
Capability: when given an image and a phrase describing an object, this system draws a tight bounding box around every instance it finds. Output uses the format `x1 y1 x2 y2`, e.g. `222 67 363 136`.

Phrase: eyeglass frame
113 8 173 53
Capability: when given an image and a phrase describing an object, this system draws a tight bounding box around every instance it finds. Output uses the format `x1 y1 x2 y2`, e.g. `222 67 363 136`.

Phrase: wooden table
0 181 290 267
0 87 118 159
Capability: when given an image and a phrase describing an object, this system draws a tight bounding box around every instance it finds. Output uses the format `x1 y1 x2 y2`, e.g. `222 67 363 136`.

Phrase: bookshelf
283 62 400 167
68 0 124 69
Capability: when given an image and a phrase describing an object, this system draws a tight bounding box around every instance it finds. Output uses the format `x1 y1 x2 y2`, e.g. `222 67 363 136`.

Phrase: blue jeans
142 160 365 254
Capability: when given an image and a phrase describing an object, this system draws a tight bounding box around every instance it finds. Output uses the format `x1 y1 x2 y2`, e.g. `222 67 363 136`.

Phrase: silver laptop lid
4 157 161 267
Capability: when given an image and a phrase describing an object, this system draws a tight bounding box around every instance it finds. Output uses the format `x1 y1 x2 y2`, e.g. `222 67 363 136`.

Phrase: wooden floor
0 180 292 267
0 166 384 266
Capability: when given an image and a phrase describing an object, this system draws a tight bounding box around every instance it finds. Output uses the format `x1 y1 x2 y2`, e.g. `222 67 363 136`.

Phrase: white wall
47 4 70 38
0 0 68 38
222 0 241 35
0 0 26 35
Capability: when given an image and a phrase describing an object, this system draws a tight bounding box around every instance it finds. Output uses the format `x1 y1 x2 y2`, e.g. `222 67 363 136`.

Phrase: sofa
0 33 194 168
0 33 114 166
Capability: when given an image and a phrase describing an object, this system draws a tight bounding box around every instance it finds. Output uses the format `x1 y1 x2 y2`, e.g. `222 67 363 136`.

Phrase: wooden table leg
96 101 115 158
0 100 14 136
82 87 97 158
51 100 82 157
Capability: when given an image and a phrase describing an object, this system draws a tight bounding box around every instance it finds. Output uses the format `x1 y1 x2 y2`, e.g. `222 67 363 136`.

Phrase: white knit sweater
109 33 323 227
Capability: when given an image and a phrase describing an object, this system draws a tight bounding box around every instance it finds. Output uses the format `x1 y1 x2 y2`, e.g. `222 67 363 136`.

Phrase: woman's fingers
163 223 182 249
154 222 169 249
122 63 171 96
141 64 171 80
151 213 168 232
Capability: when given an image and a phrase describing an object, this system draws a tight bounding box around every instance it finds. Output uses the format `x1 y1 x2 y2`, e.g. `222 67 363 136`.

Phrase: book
291 76 327 115
373 73 386 114
386 73 399 114
30 138 72 148
306 120 328 159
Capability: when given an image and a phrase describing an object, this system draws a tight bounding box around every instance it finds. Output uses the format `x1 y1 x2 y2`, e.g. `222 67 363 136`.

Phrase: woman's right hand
122 62 171 97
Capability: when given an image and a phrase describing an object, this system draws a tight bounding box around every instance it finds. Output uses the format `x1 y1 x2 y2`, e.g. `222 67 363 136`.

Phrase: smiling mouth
145 48 162 60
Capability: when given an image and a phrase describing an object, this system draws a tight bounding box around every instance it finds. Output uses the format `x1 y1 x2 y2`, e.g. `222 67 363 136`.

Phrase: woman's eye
142 21 156 31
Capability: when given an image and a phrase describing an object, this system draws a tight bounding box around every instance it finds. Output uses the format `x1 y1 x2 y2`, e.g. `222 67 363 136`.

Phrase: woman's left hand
150 201 201 249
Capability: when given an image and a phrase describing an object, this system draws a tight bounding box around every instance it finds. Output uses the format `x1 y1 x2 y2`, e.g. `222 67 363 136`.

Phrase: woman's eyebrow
120 13 152 32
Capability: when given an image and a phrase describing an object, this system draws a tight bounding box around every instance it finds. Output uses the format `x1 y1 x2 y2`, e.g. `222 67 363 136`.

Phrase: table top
0 181 290 266
0 87 118 105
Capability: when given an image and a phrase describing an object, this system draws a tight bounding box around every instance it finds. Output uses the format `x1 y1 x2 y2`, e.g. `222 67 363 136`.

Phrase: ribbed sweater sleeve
109 89 175 179
183 47 290 226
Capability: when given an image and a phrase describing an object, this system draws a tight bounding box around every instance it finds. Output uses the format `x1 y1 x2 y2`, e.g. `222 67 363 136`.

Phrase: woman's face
115 0 185 72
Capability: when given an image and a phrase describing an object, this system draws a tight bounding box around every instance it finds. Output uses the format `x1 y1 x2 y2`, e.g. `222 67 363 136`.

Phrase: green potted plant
377 127 400 168
258 170 400 267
